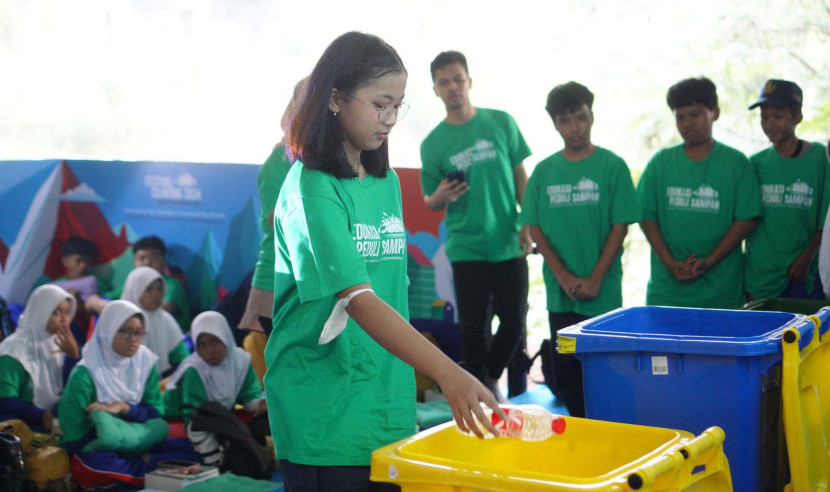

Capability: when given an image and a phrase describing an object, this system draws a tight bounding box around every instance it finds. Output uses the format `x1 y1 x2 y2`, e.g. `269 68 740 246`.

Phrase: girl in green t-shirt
240 78 307 337
0 284 78 431
58 300 199 490
268 31 505 491
120 266 189 377
164 311 267 467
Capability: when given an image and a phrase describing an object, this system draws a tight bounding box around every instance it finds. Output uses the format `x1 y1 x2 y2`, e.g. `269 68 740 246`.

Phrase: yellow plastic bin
370 418 732 491
781 308 830 490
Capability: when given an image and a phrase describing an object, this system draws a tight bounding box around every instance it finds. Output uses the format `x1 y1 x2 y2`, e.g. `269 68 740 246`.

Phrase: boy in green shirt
745 79 829 300
42 236 107 341
420 51 532 400
638 77 762 308
520 82 640 416
105 236 191 331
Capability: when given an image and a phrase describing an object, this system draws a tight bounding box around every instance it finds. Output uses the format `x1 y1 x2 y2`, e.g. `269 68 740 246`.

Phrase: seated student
106 236 191 331
745 79 830 300
34 236 106 344
55 237 108 296
0 285 79 431
121 267 190 378
58 300 199 491
163 311 268 466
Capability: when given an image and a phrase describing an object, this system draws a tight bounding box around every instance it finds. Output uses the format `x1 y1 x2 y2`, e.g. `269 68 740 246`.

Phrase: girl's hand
435 365 508 439
42 410 55 432
53 324 80 359
86 401 129 415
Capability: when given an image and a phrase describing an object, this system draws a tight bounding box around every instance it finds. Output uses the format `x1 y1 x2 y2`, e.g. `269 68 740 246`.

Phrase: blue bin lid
557 306 805 356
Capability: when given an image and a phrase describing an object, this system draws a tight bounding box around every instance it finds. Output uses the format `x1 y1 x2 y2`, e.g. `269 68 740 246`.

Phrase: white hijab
166 311 251 409
79 300 158 405
120 266 184 374
0 285 76 410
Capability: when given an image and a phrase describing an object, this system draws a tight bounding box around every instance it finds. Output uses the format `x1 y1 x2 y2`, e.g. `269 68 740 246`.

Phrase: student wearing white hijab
58 300 198 490
0 285 78 431
164 311 267 466
120 266 189 376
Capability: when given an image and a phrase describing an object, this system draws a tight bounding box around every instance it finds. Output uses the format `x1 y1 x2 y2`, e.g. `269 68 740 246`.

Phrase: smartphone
447 170 465 183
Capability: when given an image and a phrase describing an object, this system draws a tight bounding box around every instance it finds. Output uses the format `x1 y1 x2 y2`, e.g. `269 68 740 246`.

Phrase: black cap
748 79 803 110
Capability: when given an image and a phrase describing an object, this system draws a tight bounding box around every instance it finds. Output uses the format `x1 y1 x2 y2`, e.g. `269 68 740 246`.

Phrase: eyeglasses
342 92 410 122
116 328 146 340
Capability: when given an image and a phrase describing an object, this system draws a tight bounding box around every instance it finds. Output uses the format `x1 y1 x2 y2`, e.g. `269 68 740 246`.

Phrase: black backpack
0 426 37 492
185 402 273 479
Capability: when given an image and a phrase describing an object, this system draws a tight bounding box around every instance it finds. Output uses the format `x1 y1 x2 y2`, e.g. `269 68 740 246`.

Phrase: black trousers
451 257 528 382
279 460 400 492
548 311 589 417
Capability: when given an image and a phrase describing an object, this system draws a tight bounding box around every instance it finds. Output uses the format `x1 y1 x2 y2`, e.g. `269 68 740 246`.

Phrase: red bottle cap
551 416 566 434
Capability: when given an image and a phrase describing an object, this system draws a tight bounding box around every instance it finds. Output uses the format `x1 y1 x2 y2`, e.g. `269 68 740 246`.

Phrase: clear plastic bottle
457 404 566 441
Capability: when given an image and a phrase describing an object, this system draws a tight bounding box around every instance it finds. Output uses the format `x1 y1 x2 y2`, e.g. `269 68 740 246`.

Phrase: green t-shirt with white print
265 162 415 466
520 147 641 316
745 143 830 299
420 108 531 262
637 141 761 309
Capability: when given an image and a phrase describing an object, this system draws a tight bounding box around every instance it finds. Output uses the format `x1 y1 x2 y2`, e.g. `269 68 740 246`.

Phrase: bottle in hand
458 404 566 441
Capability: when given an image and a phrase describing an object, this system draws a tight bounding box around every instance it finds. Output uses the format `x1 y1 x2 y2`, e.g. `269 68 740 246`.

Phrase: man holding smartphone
420 50 532 401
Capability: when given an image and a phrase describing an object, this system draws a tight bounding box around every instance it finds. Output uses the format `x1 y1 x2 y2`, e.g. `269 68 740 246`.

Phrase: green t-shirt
420 108 532 262
168 341 190 369
265 162 415 466
162 274 191 331
637 141 762 308
520 147 641 316
745 143 830 299
163 365 262 421
0 355 34 403
57 365 162 446
252 145 293 291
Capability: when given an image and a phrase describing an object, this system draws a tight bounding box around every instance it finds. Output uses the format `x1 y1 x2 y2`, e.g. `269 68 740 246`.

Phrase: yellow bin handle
627 426 726 489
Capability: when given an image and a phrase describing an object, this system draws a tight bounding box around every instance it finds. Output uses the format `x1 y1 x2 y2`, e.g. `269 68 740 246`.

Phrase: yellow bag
0 419 71 490
25 445 71 489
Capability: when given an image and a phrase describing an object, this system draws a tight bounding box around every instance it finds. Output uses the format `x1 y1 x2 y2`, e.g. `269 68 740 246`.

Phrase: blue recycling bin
557 306 806 492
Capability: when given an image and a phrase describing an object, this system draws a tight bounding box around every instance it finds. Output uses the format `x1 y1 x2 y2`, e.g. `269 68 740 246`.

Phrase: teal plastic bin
557 306 806 492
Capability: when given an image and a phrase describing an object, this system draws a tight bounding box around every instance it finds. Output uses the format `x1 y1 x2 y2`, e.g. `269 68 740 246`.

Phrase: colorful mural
0 162 454 328
0 159 261 311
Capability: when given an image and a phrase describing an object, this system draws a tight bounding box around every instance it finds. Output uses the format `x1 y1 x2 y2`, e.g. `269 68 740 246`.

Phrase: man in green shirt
420 51 531 400
638 77 762 308
745 79 829 300
520 82 640 416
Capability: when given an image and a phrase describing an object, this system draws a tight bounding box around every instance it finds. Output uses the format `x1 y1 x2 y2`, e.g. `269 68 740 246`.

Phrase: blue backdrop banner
0 159 261 315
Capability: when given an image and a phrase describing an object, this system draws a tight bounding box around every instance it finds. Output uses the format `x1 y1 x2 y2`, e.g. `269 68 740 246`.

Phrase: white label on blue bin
651 356 669 375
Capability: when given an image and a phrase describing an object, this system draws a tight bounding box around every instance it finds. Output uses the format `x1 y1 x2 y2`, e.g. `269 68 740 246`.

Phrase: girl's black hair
287 32 406 178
